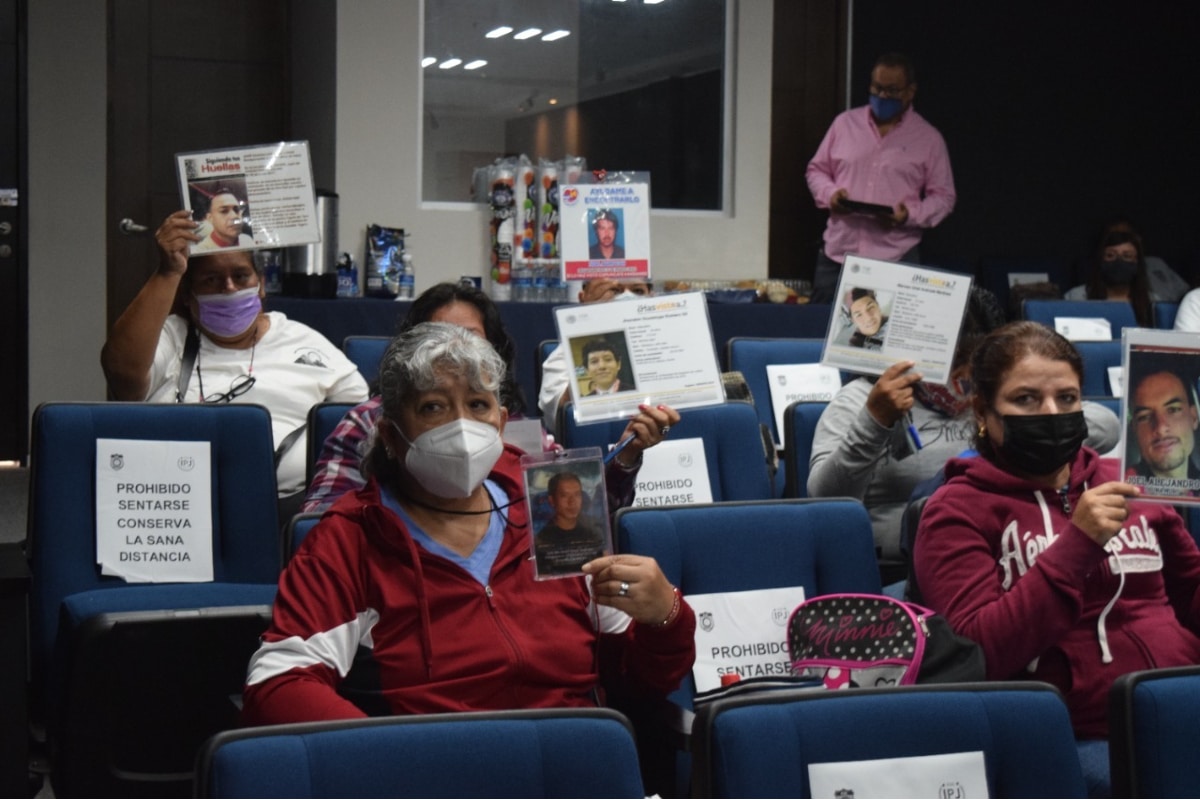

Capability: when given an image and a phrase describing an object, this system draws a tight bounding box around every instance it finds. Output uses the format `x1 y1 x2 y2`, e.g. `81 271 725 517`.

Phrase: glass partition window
422 0 729 210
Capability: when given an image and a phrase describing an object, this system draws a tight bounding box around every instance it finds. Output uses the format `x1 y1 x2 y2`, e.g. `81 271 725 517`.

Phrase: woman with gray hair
243 322 695 724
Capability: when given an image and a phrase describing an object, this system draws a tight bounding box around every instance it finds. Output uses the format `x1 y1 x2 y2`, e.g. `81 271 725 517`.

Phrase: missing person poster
522 448 612 580
176 140 319 255
1121 328 1200 504
553 291 725 424
822 256 973 385
95 438 214 583
559 182 651 282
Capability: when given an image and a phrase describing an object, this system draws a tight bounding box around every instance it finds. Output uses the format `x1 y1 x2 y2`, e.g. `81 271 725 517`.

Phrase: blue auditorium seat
27 402 282 796
1110 665 1200 798
342 335 390 386
1022 299 1138 339
559 401 774 502
781 400 829 498
197 708 645 798
693 682 1086 798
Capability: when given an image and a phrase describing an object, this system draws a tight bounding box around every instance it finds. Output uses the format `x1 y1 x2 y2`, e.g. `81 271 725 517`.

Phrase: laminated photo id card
1120 328 1200 504
176 140 319 255
521 448 612 580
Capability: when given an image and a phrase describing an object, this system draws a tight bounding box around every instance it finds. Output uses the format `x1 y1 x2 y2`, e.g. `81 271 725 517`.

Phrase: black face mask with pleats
996 411 1088 475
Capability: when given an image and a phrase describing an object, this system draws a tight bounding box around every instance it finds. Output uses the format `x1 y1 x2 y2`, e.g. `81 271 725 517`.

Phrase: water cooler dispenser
283 189 339 298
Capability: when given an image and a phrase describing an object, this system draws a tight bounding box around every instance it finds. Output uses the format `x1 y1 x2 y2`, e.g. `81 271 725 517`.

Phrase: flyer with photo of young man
176 140 320 255
821 255 974 385
1120 328 1200 504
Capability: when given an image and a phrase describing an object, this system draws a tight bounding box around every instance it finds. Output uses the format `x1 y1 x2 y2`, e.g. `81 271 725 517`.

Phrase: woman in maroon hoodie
915 321 1200 795
242 322 693 724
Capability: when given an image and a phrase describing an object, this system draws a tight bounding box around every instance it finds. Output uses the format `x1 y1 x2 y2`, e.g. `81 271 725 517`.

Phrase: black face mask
996 411 1088 475
1099 258 1138 287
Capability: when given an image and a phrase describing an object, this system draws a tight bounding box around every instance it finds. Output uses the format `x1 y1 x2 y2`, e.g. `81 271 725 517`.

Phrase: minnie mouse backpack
787 594 985 690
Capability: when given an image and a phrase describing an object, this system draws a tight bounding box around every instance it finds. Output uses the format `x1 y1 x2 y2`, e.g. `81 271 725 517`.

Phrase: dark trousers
811 245 922 305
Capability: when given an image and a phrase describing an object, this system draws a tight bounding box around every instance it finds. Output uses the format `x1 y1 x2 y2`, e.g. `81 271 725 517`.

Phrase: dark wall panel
851 2 1200 286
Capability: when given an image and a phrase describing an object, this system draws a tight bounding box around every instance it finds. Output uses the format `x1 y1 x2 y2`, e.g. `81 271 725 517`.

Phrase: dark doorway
106 0 292 333
0 0 27 462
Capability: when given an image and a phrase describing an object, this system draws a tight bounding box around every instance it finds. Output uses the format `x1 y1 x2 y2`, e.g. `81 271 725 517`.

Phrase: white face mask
393 417 503 499
610 289 642 302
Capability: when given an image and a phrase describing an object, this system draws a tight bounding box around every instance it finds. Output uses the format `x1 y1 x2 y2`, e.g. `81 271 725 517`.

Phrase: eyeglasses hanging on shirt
196 337 257 404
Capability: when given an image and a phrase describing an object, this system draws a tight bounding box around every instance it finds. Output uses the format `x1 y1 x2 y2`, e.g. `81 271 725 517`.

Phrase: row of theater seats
192 666 1200 798
22 399 1200 797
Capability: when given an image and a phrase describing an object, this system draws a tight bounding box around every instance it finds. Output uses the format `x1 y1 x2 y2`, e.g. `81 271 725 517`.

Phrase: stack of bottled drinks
510 259 570 302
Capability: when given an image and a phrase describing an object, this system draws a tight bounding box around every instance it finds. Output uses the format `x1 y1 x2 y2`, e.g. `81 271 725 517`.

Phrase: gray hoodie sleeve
807 378 895 500
1081 399 1120 454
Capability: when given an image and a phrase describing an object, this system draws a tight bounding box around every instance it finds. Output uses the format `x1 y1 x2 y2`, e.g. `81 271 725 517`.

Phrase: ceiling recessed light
485 26 513 38
464 60 487 70
513 28 542 40
548 98 559 105
420 56 437 68
644 0 666 4
541 30 570 42
438 58 462 69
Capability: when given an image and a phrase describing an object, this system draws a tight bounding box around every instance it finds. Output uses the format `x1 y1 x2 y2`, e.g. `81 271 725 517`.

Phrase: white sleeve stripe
246 608 380 686
585 575 633 634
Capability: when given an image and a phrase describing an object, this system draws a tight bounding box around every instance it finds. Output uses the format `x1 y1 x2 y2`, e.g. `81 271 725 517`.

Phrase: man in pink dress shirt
806 52 957 304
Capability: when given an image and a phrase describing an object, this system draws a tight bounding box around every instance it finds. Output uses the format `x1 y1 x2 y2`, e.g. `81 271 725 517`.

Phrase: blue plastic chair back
559 401 773 502
306 401 357 486
28 402 281 692
781 400 829 498
616 497 881 709
1111 665 1200 798
1076 340 1123 396
197 708 645 798
1153 301 1179 330
342 335 390 386
692 682 1086 798
1022 299 1138 339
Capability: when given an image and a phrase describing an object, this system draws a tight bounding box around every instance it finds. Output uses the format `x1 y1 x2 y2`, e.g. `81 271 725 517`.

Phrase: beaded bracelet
654 585 682 627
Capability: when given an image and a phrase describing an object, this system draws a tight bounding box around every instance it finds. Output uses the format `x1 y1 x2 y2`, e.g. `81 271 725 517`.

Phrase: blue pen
604 433 636 464
905 412 924 451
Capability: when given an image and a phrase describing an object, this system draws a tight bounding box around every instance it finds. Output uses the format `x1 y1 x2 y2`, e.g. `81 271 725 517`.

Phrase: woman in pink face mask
100 210 369 501
242 322 695 727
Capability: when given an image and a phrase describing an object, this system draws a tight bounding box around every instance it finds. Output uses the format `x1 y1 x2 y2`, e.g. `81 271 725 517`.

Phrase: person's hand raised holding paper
866 361 922 428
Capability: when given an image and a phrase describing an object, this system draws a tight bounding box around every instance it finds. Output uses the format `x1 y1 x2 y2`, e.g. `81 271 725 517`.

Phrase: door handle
119 218 150 235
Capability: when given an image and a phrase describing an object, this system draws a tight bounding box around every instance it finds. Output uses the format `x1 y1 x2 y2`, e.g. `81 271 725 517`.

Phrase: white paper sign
823 256 973 385
808 750 989 799
766 364 843 447
555 291 725 424
1007 271 1049 287
1055 316 1112 341
631 438 713 508
687 586 805 693
558 182 651 281
1108 365 1124 397
95 439 214 583
176 140 319 253
502 418 546 455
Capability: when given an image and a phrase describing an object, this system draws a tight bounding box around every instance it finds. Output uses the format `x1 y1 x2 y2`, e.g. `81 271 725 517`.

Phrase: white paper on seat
686 585 805 693
766 363 842 448
631 438 713 508
1054 317 1112 341
1108 365 1125 397
809 750 989 799
1007 272 1049 287
95 438 214 583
